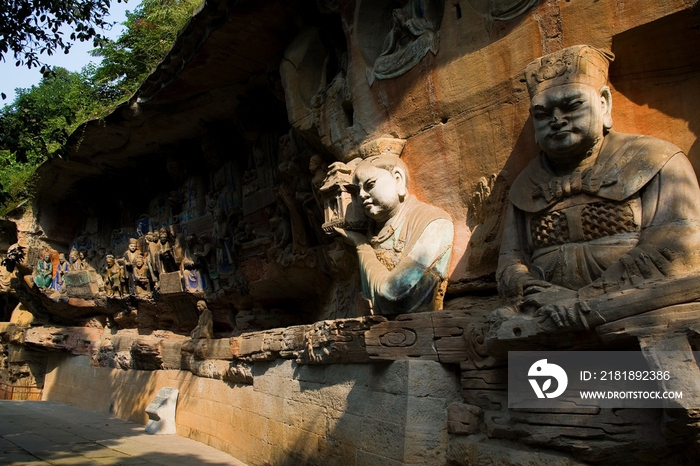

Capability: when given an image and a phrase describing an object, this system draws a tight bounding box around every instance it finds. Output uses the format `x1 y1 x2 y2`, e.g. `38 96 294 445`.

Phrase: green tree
0 67 105 212
0 0 201 212
90 0 201 99
0 0 122 76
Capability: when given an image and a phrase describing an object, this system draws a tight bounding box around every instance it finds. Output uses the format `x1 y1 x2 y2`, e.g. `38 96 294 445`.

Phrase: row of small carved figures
32 251 156 294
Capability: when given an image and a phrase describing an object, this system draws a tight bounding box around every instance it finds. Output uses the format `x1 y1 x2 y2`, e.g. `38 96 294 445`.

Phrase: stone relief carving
201 133 242 217
132 254 153 298
280 21 356 162
68 249 82 271
320 158 366 234
14 122 331 324
181 234 206 293
211 208 236 277
155 228 177 276
166 155 207 224
122 238 140 295
484 46 700 448
332 138 454 315
190 300 214 339
492 45 700 339
33 252 52 289
365 0 443 85
194 234 219 293
51 253 69 292
308 155 327 210
277 144 310 255
104 254 126 297
452 171 510 293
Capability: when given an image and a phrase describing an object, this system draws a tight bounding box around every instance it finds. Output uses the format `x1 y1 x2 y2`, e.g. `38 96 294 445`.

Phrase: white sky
0 0 131 103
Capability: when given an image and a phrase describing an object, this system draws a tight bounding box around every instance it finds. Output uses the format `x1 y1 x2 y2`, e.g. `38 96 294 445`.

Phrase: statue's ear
394 168 407 199
600 86 613 131
529 107 540 145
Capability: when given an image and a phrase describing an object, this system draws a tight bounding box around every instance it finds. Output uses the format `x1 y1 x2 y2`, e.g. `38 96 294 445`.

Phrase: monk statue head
352 154 410 224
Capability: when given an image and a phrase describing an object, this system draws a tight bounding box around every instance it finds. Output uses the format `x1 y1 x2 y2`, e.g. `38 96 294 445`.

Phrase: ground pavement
0 400 247 465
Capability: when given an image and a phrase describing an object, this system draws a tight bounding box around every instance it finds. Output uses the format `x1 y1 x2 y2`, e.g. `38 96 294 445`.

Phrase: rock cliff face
3 0 700 464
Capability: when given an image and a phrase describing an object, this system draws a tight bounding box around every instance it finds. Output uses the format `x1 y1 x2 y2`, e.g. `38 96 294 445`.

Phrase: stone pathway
0 400 247 465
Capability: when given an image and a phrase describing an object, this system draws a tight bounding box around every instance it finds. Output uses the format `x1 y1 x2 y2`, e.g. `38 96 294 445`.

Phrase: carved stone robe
35 259 53 289
51 261 70 291
356 195 453 315
498 131 700 301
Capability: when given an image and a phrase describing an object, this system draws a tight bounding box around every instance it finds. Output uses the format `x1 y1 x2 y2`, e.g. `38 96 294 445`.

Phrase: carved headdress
524 45 614 98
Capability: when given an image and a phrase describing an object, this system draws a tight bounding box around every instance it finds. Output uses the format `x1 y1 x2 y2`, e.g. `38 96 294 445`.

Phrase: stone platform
0 400 247 465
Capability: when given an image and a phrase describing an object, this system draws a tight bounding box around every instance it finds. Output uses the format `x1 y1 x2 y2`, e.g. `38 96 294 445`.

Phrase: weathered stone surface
130 335 187 371
131 337 165 370
235 308 308 334
0 334 49 390
89 331 189 370
96 338 131 369
495 276 700 344
433 309 496 368
365 313 437 361
63 270 101 298
0 323 22 343
461 368 507 391
182 356 232 381
295 317 385 364
76 315 108 328
231 328 288 362
484 408 664 464
596 303 700 342
226 361 254 384
231 316 385 364
365 309 495 367
159 272 183 295
461 389 506 412
447 403 481 435
182 338 233 360
159 338 188 370
448 436 586 466
9 303 33 327
23 326 103 356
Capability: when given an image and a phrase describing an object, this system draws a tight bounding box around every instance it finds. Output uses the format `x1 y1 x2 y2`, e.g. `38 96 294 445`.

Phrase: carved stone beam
230 316 387 364
365 310 495 368
496 274 700 342
24 326 103 356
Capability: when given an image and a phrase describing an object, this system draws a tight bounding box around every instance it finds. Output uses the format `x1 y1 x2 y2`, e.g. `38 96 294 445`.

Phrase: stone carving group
29 44 700 345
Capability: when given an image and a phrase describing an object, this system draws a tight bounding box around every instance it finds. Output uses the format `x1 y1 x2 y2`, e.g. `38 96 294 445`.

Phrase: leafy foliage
90 0 201 99
0 0 201 214
0 0 121 73
0 67 105 161
1 244 25 272
0 67 106 212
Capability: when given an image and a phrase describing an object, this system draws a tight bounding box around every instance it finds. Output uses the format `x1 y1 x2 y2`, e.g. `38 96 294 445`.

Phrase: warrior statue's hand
521 281 577 313
536 299 583 328
522 279 558 295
